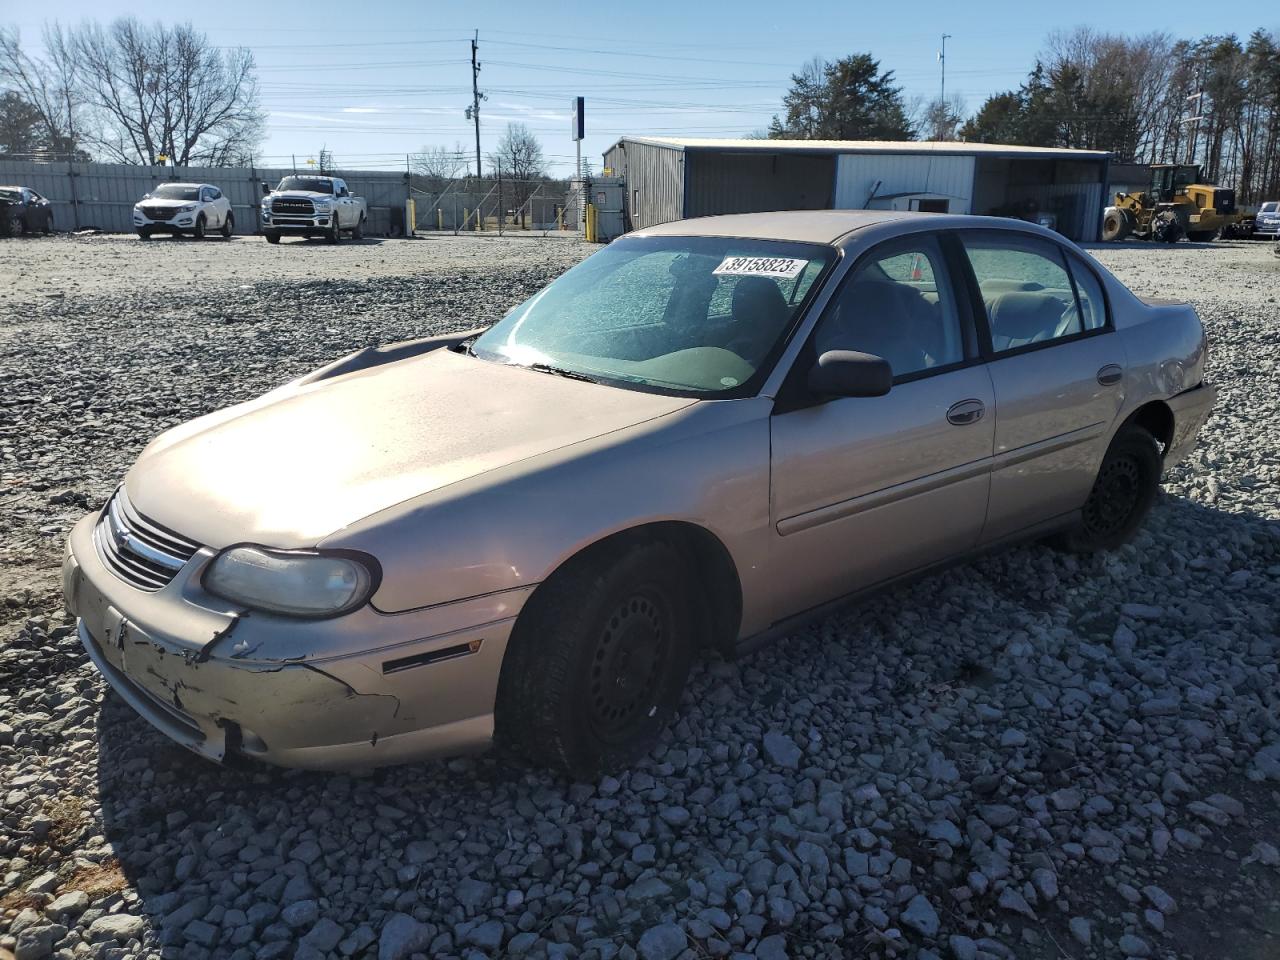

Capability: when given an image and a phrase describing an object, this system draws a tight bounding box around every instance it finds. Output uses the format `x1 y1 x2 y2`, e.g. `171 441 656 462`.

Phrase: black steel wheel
495 538 695 778
587 590 674 745
1054 425 1162 553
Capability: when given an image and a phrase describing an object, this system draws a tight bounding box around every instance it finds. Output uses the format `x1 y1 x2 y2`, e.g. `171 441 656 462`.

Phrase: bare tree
413 142 468 192
917 95 966 140
72 18 263 166
0 23 82 157
488 122 546 227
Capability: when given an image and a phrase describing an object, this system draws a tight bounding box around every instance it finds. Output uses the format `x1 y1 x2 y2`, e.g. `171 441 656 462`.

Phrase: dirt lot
1 233 1277 960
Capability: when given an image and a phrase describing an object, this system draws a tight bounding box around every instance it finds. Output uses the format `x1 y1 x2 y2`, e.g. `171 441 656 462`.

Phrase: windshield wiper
527 362 599 384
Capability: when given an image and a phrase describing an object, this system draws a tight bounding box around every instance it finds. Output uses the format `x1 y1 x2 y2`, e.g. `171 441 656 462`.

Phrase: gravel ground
1 233 1278 960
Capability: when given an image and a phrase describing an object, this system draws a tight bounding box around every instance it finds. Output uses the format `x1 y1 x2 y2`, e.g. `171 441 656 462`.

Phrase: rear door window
961 232 1086 353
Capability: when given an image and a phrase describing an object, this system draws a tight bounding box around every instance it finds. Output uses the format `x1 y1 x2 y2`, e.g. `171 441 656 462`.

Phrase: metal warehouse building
602 137 1113 242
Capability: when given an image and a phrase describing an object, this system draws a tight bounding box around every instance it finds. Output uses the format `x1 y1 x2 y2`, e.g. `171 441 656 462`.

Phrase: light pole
939 33 952 106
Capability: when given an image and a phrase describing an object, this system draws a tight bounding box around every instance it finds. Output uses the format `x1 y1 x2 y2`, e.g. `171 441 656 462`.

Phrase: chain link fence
409 176 584 236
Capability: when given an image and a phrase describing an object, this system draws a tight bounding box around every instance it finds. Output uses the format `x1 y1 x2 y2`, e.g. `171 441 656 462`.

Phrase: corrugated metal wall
684 152 834 217
833 154 975 212
604 141 684 229
971 157 1107 241
0 160 411 235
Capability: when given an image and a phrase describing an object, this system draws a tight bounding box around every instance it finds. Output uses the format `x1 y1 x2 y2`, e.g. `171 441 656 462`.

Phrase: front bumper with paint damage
64 511 529 769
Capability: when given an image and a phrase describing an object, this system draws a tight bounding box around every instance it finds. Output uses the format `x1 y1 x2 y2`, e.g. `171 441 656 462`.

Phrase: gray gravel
2 234 1278 960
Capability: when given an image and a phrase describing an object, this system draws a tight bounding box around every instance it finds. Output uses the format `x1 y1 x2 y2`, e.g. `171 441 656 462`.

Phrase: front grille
272 218 315 227
272 198 314 215
94 488 202 591
142 204 182 221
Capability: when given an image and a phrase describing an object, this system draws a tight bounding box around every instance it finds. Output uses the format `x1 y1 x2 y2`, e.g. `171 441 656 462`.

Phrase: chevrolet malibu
63 211 1216 776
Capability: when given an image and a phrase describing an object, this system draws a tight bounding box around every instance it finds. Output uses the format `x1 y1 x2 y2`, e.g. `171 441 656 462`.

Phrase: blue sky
5 0 1278 175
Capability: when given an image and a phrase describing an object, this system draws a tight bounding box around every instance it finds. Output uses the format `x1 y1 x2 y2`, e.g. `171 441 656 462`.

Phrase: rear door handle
946 399 986 426
1097 364 1123 386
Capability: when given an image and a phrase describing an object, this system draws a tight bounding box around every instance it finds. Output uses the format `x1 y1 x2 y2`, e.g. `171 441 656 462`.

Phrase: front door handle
946 399 986 426
1097 364 1123 386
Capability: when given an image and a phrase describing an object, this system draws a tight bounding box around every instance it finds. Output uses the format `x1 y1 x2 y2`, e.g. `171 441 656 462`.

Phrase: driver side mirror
808 350 893 399
261 182 271 196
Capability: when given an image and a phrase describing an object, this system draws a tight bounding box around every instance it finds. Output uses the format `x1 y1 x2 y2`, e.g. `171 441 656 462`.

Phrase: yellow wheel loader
1102 164 1246 243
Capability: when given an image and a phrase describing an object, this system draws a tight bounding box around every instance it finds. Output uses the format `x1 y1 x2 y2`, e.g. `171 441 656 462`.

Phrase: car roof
155 182 211 189
633 210 1054 246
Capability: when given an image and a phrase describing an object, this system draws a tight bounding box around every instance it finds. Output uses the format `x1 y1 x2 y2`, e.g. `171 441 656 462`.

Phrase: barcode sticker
712 255 808 279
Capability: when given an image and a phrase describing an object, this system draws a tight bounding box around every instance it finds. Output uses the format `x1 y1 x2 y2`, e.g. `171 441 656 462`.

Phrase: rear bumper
64 512 528 769
1165 382 1217 467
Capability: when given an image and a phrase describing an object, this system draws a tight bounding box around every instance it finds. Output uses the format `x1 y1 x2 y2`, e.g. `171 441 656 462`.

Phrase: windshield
149 184 200 201
470 235 835 396
1262 202 1279 214
277 176 334 194
0 188 21 201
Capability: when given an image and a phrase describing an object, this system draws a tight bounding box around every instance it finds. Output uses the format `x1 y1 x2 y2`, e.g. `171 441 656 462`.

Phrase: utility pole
469 31 483 178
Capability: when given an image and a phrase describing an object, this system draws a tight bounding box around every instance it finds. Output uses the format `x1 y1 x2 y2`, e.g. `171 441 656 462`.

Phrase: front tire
264 231 280 244
192 214 206 239
221 213 234 239
328 217 341 244
1054 425 1162 553
495 539 696 778
137 229 152 241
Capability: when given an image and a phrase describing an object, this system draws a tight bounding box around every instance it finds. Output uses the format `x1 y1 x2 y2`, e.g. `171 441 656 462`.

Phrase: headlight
203 546 378 618
179 203 197 212
313 198 333 209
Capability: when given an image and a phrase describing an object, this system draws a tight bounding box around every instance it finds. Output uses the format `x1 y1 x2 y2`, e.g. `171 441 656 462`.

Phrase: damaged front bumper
64 513 528 769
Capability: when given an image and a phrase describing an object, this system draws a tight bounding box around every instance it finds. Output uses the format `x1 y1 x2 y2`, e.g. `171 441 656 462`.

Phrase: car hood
126 348 694 549
269 191 334 201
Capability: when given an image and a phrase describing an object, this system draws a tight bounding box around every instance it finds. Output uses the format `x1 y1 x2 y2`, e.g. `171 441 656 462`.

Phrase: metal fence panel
0 160 411 235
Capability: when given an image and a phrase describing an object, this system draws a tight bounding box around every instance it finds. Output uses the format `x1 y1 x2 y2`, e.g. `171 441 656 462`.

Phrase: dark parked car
0 185 54 235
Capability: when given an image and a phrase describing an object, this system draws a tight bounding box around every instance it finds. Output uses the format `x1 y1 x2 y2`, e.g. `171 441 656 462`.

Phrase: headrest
732 276 788 322
990 292 1063 341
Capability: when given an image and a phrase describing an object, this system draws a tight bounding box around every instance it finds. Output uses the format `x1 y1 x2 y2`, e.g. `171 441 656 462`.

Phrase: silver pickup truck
260 175 367 244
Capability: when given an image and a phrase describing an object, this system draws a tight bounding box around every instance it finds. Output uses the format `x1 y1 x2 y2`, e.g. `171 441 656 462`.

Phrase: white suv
1255 201 1279 239
134 183 234 240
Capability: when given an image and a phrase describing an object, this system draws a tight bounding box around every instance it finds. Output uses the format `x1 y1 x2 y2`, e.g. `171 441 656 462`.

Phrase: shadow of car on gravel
90 492 1279 958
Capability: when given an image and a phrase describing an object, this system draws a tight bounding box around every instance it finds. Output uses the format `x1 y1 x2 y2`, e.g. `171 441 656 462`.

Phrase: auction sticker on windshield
713 255 808 279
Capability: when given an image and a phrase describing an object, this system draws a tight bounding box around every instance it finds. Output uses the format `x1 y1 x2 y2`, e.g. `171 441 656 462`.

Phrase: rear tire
1053 425 1162 553
221 213 234 239
137 230 152 241
352 216 364 240
264 231 280 244
495 539 696 778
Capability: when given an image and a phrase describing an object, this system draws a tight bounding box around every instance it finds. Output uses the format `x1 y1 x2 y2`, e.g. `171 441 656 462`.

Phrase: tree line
767 27 1280 203
0 19 262 166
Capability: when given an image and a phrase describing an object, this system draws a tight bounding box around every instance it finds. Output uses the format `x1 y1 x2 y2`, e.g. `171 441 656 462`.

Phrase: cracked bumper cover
64 513 527 769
